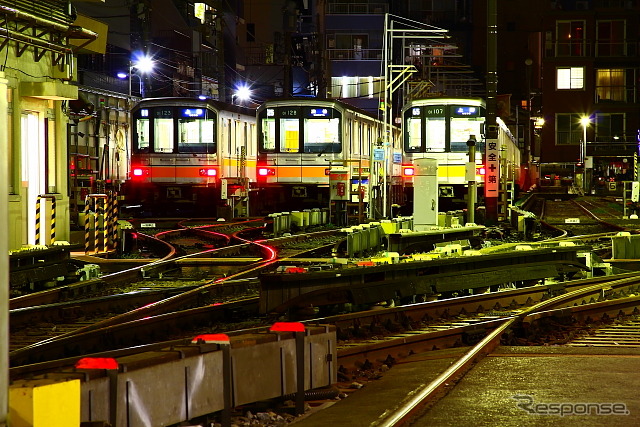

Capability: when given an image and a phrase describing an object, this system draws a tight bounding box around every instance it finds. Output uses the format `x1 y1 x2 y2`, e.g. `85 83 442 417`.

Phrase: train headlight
131 167 150 178
402 166 415 177
199 168 218 177
258 167 275 177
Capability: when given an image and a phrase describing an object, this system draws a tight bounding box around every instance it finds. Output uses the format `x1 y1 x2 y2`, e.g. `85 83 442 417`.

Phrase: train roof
132 97 256 117
258 97 386 121
401 96 486 112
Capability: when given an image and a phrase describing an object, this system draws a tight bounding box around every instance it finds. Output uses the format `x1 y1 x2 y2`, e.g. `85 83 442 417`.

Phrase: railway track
9 221 344 366
371 272 640 426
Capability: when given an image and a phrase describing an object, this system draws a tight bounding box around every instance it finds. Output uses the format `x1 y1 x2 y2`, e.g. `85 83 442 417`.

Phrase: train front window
303 107 341 153
280 118 300 152
178 108 215 153
450 105 484 152
404 109 422 152
424 116 446 152
261 114 276 151
134 110 150 153
154 107 174 153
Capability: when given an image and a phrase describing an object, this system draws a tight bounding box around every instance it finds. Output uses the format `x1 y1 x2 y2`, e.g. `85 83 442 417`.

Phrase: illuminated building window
556 67 584 90
596 68 627 102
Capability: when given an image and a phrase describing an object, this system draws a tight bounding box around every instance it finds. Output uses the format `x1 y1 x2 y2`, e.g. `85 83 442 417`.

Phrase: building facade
540 0 640 193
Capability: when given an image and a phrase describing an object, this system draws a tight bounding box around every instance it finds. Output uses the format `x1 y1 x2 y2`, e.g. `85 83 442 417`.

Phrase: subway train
122 97 257 218
401 97 521 213
253 97 404 218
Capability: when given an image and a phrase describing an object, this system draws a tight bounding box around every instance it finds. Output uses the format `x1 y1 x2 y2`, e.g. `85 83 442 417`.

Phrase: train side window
280 118 300 153
134 117 150 153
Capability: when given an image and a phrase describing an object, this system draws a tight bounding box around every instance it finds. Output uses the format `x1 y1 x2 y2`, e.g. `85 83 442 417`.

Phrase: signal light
476 166 486 175
402 166 415 177
131 167 149 178
199 168 217 177
258 167 275 176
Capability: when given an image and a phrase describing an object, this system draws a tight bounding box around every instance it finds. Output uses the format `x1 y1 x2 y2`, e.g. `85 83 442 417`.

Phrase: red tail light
199 168 218 177
131 167 150 178
402 166 415 177
258 167 275 177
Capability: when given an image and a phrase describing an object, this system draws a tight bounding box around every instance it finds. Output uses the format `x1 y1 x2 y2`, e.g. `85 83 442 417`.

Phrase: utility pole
467 135 477 224
485 0 499 223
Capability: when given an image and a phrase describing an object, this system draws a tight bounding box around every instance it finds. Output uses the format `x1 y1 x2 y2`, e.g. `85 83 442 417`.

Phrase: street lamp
233 84 251 105
580 116 590 193
118 54 154 98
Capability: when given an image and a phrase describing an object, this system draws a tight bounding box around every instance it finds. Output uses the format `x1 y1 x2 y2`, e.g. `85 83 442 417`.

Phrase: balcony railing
327 3 388 14
327 48 382 60
587 141 639 157
546 40 638 57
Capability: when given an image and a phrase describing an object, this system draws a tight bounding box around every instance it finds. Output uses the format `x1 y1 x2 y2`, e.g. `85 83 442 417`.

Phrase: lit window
596 69 626 102
557 67 584 89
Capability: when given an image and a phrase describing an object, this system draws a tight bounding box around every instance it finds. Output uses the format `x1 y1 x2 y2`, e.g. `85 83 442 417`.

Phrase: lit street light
581 116 590 193
117 54 154 98
233 84 251 105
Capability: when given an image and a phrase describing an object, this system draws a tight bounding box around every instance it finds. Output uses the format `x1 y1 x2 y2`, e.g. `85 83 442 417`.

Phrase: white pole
0 71 9 427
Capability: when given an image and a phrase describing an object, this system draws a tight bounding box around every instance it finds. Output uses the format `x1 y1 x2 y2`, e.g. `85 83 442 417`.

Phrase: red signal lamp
402 166 415 177
476 166 486 175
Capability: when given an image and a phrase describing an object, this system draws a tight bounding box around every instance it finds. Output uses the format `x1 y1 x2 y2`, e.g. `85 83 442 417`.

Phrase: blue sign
182 108 205 118
393 153 402 163
373 148 385 161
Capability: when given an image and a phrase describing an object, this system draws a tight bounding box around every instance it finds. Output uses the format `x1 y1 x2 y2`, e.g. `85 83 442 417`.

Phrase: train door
151 107 176 184
278 112 303 184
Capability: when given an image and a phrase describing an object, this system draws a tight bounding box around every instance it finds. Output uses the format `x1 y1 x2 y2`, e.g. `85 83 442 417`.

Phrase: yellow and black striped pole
95 197 102 254
36 195 56 245
35 196 42 245
111 192 119 251
49 196 56 244
104 193 111 252
635 152 638 181
84 196 91 254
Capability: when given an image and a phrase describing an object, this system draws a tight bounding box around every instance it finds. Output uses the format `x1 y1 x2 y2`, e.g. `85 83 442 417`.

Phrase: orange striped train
253 97 404 216
123 97 257 217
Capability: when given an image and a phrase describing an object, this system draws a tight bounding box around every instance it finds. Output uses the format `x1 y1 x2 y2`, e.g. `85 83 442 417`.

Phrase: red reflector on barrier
191 333 230 344
75 357 119 370
270 322 306 332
